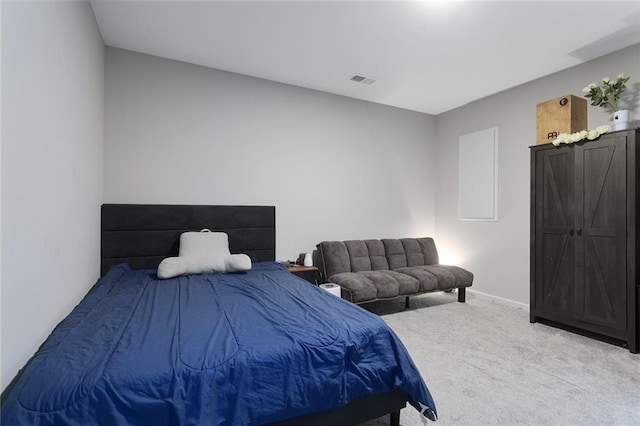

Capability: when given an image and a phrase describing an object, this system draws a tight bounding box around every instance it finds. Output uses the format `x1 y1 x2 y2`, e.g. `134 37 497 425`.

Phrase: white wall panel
459 127 498 221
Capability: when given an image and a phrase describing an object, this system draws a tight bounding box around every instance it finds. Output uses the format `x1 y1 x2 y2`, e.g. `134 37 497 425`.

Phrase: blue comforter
2 262 437 425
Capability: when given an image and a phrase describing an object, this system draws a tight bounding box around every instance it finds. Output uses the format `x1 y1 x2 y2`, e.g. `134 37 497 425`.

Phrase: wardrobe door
574 135 627 332
533 146 575 318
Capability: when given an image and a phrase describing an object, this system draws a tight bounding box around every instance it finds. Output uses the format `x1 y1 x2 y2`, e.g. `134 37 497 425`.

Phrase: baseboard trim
466 289 529 311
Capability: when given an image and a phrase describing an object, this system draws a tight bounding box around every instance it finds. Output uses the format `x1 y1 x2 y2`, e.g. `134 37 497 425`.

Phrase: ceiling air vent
349 73 377 85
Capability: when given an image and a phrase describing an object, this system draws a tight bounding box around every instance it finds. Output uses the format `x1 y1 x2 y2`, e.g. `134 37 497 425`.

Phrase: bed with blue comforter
2 261 437 425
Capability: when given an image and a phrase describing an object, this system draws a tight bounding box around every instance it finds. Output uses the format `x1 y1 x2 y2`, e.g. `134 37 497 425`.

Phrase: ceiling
89 1 640 115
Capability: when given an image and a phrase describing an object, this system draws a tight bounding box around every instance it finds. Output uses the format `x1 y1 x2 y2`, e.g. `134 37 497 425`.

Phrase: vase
613 109 630 131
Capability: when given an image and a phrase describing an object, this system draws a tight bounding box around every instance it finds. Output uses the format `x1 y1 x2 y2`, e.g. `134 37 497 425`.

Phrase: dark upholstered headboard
101 204 276 276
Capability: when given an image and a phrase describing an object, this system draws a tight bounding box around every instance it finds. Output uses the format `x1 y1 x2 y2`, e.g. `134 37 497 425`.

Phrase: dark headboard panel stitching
101 204 276 276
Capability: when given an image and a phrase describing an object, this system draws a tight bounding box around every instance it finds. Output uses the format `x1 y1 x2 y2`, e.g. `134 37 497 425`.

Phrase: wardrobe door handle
577 229 582 236
569 229 574 236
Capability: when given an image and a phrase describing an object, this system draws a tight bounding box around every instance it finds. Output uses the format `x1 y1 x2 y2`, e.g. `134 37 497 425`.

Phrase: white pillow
224 254 252 272
178 229 230 259
157 230 252 279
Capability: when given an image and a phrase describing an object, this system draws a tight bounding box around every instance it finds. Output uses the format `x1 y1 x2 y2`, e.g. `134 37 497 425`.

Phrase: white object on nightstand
303 253 313 266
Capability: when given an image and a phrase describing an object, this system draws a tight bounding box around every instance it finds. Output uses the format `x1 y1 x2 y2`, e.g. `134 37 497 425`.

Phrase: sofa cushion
363 271 421 297
401 238 425 267
381 270 420 295
423 266 456 289
383 239 408 269
318 238 441 279
357 271 400 299
365 240 389 270
435 265 474 288
328 270 420 303
396 265 473 291
344 240 372 272
415 238 439 265
317 241 351 278
393 267 439 292
329 272 377 303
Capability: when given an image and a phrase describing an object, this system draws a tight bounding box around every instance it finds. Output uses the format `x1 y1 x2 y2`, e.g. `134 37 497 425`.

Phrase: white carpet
360 292 640 425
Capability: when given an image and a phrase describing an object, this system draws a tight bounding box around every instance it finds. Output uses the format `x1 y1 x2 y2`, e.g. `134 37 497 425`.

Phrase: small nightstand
287 265 321 285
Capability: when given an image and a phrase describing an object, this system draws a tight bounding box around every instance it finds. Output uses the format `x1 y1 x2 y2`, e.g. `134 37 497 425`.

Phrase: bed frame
100 204 407 426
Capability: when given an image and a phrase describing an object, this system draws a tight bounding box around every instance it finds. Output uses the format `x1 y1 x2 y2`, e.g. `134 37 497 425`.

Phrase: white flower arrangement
551 125 610 146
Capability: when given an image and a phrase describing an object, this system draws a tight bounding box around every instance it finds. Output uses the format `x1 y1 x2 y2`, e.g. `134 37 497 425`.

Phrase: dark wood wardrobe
530 128 638 353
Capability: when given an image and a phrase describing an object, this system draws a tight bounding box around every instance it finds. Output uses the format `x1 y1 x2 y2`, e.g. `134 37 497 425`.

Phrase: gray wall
1 1 104 390
434 44 640 306
104 48 438 260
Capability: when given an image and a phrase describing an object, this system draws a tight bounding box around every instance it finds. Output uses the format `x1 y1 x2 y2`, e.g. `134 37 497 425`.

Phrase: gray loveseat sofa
316 238 473 306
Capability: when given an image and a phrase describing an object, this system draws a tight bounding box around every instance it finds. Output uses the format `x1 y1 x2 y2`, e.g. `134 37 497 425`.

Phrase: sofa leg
458 287 466 303
405 296 410 309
